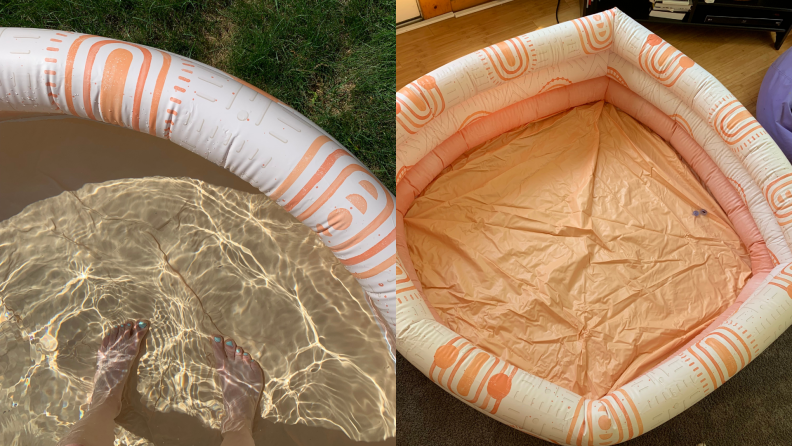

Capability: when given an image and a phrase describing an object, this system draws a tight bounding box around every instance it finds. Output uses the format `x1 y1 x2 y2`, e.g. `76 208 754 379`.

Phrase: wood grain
451 0 494 12
397 0 792 115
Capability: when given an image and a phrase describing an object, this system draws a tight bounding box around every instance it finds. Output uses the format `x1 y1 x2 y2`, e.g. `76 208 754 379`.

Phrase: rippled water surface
0 177 395 445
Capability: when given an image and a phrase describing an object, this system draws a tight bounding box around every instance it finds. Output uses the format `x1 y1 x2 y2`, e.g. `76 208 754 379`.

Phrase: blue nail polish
214 336 222 342
236 348 242 353
126 323 132 327
243 352 249 356
138 321 147 328
226 341 233 346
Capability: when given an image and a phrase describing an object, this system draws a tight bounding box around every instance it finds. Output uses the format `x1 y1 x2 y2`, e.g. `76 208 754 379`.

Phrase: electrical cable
556 0 561 23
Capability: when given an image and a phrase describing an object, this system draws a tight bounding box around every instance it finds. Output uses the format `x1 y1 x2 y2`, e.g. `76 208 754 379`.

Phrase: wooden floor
396 0 792 115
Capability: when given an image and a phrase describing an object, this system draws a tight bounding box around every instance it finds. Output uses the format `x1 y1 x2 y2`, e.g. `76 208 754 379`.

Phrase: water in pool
0 177 395 445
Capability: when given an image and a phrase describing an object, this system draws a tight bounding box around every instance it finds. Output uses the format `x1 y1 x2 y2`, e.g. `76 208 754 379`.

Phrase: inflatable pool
0 27 396 341
0 27 396 443
396 8 792 445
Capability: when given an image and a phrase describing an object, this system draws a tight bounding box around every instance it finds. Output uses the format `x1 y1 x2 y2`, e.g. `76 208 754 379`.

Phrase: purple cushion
758 48 792 160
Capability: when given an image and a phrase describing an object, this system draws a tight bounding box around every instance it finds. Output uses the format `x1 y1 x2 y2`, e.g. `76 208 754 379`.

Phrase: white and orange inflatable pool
0 28 396 347
396 8 792 445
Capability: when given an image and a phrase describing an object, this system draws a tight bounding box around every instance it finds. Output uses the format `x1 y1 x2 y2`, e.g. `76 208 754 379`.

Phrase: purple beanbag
758 48 792 160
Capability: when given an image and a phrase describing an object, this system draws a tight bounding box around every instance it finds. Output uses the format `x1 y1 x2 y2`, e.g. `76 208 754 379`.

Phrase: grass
0 0 396 193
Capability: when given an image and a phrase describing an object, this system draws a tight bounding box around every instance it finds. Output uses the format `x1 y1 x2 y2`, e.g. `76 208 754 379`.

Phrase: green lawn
0 0 396 193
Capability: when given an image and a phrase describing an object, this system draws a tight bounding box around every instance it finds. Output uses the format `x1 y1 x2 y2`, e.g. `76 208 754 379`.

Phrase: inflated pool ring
396 8 792 444
758 45 792 160
0 27 396 347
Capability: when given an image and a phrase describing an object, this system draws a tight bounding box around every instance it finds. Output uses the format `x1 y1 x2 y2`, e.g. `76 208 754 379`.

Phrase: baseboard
396 13 455 35
396 16 424 29
454 0 513 18
396 0 514 35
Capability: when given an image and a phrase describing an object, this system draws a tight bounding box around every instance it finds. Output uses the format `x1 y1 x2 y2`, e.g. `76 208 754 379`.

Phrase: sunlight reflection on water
0 177 395 445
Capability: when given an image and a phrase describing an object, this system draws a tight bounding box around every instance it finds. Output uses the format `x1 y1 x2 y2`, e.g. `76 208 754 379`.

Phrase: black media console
580 0 792 49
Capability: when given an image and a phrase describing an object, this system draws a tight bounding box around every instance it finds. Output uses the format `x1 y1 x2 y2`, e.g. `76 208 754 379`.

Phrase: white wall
397 0 421 23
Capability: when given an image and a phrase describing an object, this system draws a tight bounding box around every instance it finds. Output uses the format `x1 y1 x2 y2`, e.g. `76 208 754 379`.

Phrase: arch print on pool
396 7 792 445
0 27 396 345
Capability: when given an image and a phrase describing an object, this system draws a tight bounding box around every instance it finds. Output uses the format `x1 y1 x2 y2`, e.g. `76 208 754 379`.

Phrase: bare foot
89 320 149 416
211 335 265 435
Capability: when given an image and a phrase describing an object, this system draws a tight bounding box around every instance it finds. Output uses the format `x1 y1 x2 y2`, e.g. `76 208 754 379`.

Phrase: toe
123 320 134 339
224 338 237 359
109 324 120 344
134 320 150 340
100 331 112 352
115 325 125 345
132 319 151 343
211 334 227 366
235 345 244 361
242 351 252 364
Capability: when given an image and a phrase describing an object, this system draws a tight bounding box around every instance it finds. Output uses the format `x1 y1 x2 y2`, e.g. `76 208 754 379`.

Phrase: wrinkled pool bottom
405 102 751 400
0 177 395 445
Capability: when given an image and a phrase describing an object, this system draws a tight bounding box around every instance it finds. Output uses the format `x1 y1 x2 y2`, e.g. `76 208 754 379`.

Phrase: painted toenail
226 341 233 346
236 348 242 353
214 336 222 342
243 352 249 356
138 321 147 328
126 323 131 327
